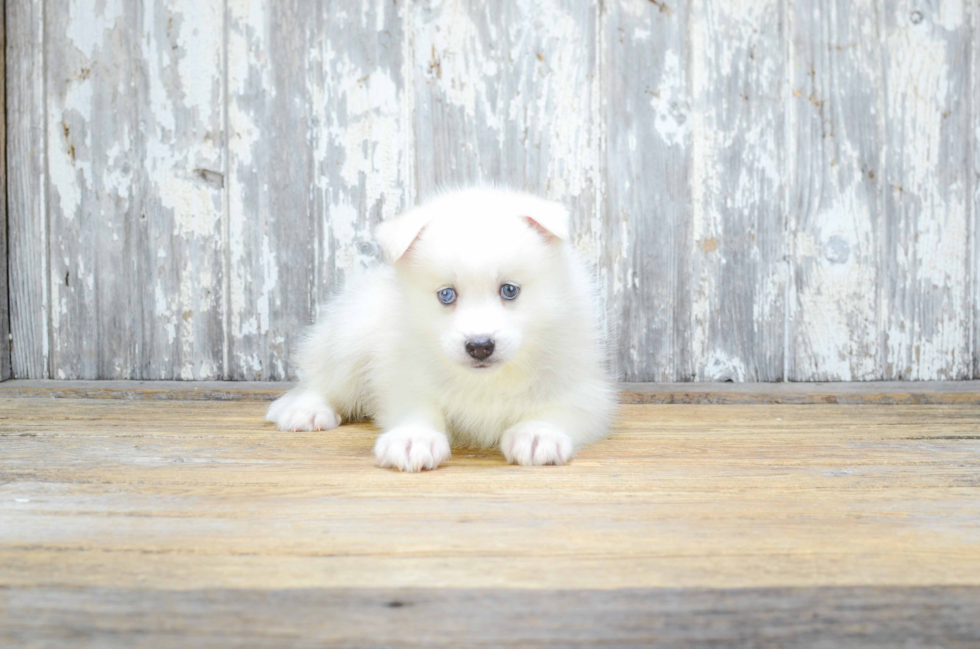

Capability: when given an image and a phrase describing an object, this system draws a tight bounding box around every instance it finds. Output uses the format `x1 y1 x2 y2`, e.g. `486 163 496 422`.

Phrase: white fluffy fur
266 187 616 471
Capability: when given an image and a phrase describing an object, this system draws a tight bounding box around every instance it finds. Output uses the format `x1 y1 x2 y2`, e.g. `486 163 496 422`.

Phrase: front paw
374 426 451 472
265 390 340 432
501 421 574 466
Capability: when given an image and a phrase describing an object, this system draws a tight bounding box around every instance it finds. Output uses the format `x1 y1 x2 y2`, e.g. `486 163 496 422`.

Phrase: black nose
465 337 495 360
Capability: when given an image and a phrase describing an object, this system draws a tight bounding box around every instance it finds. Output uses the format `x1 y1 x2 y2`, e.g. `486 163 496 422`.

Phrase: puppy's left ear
376 206 432 262
521 197 570 242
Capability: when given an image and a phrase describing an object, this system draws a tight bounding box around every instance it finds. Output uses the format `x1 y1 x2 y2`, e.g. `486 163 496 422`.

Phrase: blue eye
437 287 457 305
500 284 520 300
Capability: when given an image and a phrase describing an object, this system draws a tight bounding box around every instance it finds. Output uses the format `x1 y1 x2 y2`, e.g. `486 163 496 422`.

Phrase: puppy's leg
501 388 615 466
374 408 451 472
267 271 386 433
500 420 574 466
266 389 340 432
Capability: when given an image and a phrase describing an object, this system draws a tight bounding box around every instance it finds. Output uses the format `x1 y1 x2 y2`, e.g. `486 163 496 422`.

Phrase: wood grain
5 0 980 382
0 1 9 381
6 0 47 379
1 398 979 644
135 1 226 380
601 0 692 381
2 379 980 404
0 379 293 400
309 1 412 318
788 0 884 381
619 379 980 404
882 0 972 380
44 1 226 379
1 398 979 590
689 0 786 382
226 0 412 381
45 0 137 378
412 1 597 197
412 0 600 267
226 0 319 381
973 0 979 381
3 586 979 647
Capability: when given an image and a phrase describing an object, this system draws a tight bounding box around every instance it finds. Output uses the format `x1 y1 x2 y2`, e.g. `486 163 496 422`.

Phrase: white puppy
266 187 616 471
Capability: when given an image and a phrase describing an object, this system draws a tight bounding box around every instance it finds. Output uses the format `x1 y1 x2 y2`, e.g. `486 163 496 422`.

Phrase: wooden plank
974 0 979 380
0 379 292 400
136 1 226 380
6 0 47 378
0 1 9 381
620 380 980 404
600 0 690 381
602 0 788 382
309 0 413 300
6 0 979 384
688 0 786 381
412 0 601 292
45 0 138 378
45 1 225 379
226 0 411 381
3 586 979 647
225 1 318 381
2 379 980 404
2 398 979 642
882 0 972 380
787 0 884 380
1 399 979 594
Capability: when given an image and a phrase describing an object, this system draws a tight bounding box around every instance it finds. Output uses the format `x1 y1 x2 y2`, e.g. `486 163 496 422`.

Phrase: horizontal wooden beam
620 381 980 405
6 586 979 647
1 379 978 404
0 380 289 401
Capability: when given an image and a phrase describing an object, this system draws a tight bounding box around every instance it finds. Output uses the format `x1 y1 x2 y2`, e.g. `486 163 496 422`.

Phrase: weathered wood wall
4 0 978 382
0 0 9 381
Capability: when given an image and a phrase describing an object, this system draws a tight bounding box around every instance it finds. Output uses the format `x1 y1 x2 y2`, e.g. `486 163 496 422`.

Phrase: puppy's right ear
520 196 570 243
375 206 432 262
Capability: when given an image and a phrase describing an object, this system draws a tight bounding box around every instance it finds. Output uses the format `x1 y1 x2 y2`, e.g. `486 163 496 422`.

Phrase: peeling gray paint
5 0 979 382
787 0 884 381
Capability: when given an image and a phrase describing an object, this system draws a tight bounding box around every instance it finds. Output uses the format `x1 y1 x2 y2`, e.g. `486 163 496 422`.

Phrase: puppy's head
376 188 569 372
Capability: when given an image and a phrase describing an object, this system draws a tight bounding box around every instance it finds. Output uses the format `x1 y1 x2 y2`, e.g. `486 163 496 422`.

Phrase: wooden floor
2 391 980 646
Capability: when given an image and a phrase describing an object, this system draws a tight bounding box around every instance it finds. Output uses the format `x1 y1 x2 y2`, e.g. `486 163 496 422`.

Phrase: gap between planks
0 379 978 404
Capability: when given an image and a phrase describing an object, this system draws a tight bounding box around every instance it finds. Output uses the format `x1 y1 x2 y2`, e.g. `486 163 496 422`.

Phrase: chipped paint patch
650 50 689 147
65 0 123 59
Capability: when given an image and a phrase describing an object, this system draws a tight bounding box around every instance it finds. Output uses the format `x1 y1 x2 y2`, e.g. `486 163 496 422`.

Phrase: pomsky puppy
266 187 616 471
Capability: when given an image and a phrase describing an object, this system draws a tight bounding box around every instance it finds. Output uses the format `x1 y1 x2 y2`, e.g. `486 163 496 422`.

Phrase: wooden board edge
4 585 980 647
0 0 9 382
0 380 292 400
1 380 979 404
620 381 980 405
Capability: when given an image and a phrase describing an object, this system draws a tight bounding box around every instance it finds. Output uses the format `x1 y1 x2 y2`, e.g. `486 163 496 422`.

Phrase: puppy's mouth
468 359 500 370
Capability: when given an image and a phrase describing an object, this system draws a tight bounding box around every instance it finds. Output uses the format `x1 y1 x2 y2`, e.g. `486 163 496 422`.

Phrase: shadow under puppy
267 187 616 471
